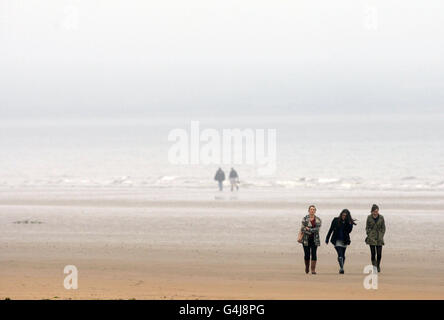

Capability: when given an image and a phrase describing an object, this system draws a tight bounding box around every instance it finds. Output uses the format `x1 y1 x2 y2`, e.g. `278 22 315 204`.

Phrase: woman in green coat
365 204 386 272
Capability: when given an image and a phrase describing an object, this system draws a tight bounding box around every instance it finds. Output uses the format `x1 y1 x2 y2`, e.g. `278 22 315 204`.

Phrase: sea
1 114 443 199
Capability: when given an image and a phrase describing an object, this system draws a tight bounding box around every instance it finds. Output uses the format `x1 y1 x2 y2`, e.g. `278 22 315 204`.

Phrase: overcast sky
1 0 443 118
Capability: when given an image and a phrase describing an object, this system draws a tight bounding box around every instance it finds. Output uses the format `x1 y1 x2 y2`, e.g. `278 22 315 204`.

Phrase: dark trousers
303 238 317 260
369 245 382 265
335 246 347 259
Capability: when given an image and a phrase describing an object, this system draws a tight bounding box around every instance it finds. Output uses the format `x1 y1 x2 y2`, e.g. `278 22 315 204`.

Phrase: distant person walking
299 205 322 274
365 204 386 272
229 168 239 192
214 168 225 191
325 209 356 274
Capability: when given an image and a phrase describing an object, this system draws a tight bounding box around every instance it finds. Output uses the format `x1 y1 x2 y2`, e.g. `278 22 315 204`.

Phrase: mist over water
1 1 444 197
1 114 443 194
2 1 444 119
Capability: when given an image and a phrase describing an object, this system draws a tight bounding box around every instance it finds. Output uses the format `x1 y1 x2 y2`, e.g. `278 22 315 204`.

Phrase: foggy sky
1 0 443 118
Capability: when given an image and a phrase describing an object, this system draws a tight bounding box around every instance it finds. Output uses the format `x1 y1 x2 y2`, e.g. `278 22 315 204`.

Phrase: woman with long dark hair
325 209 356 274
300 205 322 274
365 204 386 272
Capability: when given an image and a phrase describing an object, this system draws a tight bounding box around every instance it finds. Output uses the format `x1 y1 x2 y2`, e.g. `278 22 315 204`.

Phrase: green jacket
365 214 386 246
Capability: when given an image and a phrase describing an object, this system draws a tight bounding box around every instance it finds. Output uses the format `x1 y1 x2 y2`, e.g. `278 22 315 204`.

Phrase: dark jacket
214 170 225 182
325 217 353 246
229 170 238 179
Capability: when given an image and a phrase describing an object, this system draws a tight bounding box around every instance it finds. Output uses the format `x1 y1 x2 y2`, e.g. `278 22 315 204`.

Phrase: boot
371 259 377 272
304 260 310 274
311 260 317 274
338 257 344 274
377 260 381 273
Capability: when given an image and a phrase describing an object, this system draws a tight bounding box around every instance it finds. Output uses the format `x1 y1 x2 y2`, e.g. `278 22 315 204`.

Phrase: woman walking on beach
325 209 356 274
365 204 386 272
299 205 322 274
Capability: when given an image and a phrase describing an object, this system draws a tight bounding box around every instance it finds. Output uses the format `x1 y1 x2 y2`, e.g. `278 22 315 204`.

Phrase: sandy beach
1 188 443 300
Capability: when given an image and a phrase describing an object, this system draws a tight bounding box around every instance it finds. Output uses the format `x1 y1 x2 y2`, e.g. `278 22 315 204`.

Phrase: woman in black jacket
325 209 356 274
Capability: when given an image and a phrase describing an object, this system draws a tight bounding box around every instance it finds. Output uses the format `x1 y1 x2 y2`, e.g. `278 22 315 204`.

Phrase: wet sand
1 189 444 299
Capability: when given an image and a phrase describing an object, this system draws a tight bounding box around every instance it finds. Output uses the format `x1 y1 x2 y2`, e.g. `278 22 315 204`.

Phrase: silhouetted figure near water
229 168 239 191
214 168 225 191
